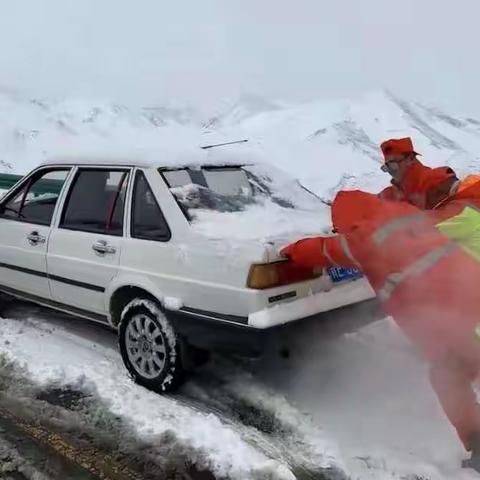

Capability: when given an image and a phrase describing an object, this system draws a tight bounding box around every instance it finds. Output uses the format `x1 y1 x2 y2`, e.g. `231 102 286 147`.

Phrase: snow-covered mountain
216 90 480 200
0 93 203 174
2 89 480 203
204 94 283 129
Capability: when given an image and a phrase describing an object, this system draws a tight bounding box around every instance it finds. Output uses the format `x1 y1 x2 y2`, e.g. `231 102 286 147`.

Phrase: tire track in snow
0 303 329 479
176 361 347 480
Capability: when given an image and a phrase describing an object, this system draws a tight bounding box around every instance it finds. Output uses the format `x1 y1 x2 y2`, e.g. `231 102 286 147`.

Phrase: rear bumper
248 277 376 328
169 279 380 358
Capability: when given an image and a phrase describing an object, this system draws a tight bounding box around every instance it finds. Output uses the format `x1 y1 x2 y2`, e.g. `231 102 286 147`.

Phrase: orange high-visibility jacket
378 165 457 209
282 173 480 451
284 162 459 271
289 177 480 363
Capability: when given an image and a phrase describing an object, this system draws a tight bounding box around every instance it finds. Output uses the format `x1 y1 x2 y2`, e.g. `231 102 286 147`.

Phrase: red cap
380 137 420 162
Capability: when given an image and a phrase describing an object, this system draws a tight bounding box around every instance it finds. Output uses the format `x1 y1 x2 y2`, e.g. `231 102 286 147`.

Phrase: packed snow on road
1 90 480 479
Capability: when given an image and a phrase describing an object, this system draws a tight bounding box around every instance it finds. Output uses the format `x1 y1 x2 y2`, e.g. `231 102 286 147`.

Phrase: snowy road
0 300 478 480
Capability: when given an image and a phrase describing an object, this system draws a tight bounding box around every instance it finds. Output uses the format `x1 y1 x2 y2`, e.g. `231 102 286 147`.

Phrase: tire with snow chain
119 299 184 393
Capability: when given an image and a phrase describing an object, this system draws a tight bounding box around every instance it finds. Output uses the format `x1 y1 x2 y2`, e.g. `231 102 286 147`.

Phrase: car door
0 167 71 299
47 167 130 315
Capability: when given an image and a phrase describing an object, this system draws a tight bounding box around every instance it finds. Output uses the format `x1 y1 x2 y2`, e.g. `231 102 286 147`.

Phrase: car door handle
27 231 46 245
92 240 116 255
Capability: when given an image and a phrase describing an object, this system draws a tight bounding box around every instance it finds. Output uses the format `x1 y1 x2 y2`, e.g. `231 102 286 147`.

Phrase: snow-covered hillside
0 92 203 174
2 89 480 205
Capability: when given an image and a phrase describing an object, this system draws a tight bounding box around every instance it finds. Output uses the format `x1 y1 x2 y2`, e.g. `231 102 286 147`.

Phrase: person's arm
378 184 405 201
425 167 458 209
280 235 360 269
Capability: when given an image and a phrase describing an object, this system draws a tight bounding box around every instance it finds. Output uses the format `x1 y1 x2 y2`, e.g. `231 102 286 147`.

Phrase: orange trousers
429 354 480 450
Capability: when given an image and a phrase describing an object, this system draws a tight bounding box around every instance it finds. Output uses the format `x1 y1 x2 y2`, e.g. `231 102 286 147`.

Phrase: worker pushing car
282 137 480 471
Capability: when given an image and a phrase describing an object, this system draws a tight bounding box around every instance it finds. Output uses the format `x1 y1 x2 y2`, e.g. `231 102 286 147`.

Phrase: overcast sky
0 0 477 115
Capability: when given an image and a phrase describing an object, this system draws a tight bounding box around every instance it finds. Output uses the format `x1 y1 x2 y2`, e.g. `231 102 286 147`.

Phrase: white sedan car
0 146 375 391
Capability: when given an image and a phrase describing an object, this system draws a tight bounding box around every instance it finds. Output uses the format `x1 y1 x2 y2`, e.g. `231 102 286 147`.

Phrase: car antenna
201 139 248 150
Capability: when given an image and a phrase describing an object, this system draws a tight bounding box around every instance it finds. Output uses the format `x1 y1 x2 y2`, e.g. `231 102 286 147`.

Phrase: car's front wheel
119 299 184 393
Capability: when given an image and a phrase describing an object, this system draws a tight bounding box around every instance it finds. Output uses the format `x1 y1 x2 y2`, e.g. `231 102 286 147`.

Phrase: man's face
381 153 415 183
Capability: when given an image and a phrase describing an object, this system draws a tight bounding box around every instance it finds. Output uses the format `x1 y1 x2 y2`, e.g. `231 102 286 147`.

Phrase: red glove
280 237 329 269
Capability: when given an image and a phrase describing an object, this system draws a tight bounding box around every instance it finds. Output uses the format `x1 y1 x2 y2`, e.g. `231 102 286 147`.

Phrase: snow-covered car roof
41 143 263 169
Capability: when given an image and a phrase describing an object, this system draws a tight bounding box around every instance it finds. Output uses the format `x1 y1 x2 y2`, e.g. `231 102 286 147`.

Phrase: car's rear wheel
119 299 184 393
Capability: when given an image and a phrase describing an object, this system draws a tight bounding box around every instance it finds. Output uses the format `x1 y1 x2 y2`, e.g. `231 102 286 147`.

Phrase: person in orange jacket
283 137 459 268
378 137 457 208
281 139 480 471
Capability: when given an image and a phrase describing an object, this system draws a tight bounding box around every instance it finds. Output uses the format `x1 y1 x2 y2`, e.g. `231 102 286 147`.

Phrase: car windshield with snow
0 146 375 393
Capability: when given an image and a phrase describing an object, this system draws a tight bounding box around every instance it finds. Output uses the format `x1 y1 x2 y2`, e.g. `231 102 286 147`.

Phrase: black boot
462 433 480 472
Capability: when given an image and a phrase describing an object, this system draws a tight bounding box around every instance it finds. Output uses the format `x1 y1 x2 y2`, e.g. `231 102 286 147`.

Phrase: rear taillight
247 260 322 290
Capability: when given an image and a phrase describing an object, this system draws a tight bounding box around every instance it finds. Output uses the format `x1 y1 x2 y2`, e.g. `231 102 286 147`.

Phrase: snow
4 87 480 240
3 89 480 194
1 309 478 480
162 296 183 311
41 141 266 169
170 162 332 242
191 202 328 242
257 317 480 480
0 316 297 480
0 434 50 480
4 88 480 240
216 90 480 202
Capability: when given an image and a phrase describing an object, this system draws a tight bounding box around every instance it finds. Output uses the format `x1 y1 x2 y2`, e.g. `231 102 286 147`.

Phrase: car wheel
119 298 184 393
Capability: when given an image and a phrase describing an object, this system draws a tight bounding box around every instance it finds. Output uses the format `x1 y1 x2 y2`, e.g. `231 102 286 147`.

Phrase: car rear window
161 165 322 217
160 164 328 241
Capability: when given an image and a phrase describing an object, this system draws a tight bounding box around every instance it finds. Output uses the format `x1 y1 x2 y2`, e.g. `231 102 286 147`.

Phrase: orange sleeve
281 235 361 270
323 236 361 269
281 237 329 269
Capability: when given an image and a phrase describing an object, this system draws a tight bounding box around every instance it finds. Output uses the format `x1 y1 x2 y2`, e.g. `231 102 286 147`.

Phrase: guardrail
0 173 22 192
0 173 65 196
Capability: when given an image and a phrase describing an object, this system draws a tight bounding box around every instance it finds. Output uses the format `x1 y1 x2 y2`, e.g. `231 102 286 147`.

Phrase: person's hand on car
280 237 329 268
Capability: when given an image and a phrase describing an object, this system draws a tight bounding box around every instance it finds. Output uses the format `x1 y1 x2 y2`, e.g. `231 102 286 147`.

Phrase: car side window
60 169 129 236
131 171 171 241
0 169 70 225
